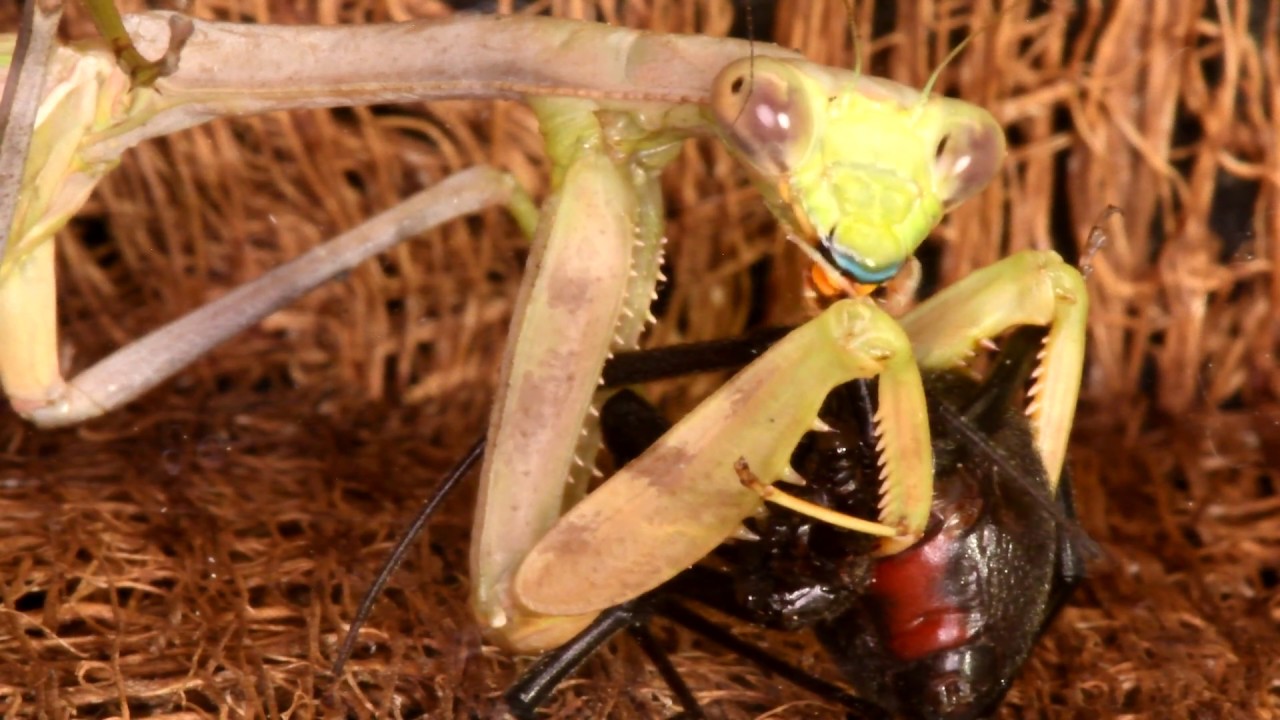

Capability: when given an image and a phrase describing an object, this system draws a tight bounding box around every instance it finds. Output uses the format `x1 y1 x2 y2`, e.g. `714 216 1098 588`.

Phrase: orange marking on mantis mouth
809 263 878 303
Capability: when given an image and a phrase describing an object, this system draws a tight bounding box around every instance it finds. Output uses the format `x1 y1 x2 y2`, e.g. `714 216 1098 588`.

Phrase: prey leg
658 599 888 720
3 166 534 427
1043 471 1090 629
501 594 707 720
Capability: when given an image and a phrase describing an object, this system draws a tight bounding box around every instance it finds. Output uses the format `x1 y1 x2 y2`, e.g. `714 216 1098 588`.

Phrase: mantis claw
737 457 900 538
508 299 931 631
901 250 1088 491
810 417 835 433
778 466 808 486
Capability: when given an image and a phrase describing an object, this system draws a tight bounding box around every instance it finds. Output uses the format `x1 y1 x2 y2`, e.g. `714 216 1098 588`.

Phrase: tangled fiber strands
0 0 1278 717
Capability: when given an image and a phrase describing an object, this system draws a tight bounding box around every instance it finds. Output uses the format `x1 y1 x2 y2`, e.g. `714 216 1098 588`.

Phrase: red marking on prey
871 516 976 660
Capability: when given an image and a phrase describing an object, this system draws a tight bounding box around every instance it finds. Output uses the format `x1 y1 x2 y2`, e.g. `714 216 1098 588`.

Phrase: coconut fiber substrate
0 0 1277 718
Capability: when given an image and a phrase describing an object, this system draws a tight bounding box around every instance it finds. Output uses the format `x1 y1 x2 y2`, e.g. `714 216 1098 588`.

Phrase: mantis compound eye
929 105 1006 209
709 58 820 177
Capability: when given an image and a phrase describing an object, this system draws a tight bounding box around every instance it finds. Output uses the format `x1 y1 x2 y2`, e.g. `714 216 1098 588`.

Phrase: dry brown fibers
0 0 1277 717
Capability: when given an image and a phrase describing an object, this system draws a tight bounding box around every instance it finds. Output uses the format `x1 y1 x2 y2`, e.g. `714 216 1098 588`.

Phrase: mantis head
709 56 1005 286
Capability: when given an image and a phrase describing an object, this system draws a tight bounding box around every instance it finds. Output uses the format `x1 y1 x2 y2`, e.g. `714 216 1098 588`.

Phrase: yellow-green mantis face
709 57 1005 285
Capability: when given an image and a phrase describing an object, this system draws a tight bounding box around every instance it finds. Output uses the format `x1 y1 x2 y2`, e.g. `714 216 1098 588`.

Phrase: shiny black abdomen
731 364 1086 720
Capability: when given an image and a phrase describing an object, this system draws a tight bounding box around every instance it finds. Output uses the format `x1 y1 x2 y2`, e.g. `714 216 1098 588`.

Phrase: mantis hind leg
3 166 533 426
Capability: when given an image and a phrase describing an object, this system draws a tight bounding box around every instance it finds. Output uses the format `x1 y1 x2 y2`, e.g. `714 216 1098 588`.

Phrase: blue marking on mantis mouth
824 240 902 284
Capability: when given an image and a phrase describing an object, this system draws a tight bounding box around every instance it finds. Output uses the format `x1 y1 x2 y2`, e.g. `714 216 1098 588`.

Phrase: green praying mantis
0 0 1086 670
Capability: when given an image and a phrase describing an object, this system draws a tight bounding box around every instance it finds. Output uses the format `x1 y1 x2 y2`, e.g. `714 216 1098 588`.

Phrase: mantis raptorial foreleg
488 248 1089 653
506 299 930 638
470 100 669 646
901 249 1088 490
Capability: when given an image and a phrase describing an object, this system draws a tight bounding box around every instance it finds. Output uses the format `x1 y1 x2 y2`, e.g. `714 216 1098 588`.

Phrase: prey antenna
331 435 486 679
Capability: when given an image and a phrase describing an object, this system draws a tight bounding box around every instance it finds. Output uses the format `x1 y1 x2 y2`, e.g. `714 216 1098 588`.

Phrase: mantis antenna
729 0 756 128
841 0 863 76
919 0 1031 103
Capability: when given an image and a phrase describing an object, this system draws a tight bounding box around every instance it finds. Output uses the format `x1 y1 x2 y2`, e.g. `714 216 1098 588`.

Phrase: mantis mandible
0 0 1087 664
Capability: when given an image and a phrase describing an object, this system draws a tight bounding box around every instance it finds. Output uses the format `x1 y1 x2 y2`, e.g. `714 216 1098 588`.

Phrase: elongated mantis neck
89 13 804 159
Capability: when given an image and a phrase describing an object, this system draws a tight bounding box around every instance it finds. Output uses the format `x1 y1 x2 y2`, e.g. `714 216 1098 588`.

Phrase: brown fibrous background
0 0 1278 718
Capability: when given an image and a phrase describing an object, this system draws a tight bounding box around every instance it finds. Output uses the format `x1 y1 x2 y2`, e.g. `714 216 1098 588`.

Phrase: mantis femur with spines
0 0 1085 676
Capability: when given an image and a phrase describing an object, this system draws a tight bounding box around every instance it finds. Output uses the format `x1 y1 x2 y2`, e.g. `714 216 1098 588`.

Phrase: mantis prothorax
0 3 1086 657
